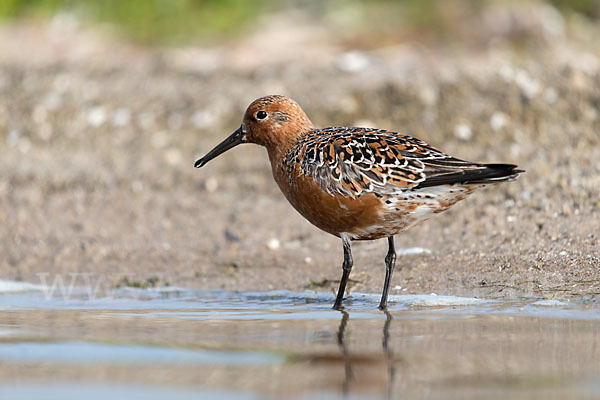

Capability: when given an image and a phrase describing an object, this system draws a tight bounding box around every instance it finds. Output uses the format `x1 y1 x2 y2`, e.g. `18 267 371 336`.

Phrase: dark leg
379 236 397 310
333 235 353 310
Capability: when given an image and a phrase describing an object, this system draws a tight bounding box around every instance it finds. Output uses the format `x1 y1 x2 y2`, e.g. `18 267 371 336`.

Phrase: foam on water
0 279 598 320
531 299 568 306
0 279 44 293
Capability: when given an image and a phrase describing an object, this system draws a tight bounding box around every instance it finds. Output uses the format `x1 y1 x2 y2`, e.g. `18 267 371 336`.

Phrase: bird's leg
379 236 397 310
333 235 353 310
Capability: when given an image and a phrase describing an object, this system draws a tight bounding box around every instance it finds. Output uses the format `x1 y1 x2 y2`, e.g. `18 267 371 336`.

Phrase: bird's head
194 95 312 168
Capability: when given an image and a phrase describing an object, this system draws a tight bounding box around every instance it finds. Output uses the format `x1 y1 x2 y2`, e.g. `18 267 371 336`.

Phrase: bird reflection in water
335 310 398 399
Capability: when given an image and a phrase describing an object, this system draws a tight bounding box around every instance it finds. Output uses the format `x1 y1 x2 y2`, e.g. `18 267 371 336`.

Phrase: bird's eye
256 111 268 120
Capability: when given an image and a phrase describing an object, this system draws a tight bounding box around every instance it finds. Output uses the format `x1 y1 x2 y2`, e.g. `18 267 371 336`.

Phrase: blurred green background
0 0 599 45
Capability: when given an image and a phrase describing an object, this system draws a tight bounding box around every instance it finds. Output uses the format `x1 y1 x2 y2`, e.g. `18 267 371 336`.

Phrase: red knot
195 95 523 310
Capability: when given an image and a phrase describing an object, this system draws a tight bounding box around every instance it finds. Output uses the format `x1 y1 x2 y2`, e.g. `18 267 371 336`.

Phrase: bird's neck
264 126 312 166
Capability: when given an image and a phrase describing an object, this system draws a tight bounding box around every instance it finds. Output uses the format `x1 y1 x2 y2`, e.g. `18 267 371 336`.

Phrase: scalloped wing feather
287 127 487 198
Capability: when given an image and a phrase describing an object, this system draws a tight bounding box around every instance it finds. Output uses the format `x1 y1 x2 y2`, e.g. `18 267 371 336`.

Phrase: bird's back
272 126 522 240
285 127 520 194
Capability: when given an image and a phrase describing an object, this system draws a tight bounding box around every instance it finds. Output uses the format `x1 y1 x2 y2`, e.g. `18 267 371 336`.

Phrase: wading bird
195 95 522 310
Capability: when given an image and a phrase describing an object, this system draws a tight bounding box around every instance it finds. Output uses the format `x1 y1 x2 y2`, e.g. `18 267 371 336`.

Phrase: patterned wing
290 127 490 198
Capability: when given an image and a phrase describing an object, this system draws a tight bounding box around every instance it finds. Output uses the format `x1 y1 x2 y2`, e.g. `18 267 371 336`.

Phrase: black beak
194 126 245 168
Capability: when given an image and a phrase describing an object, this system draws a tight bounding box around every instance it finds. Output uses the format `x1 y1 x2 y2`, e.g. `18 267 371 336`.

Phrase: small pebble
544 87 558 104
151 131 169 149
453 123 472 140
6 129 20 147
131 180 144 193
33 105 48 124
18 138 31 154
138 111 156 129
224 230 240 242
38 123 53 140
165 148 182 165
168 112 184 130
419 86 438 106
112 108 131 127
490 112 507 131
336 51 370 73
267 238 280 250
87 106 107 127
205 177 218 193
514 69 540 99
191 109 219 130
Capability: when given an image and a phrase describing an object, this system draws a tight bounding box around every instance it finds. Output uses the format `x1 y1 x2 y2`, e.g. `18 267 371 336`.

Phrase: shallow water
1 281 600 399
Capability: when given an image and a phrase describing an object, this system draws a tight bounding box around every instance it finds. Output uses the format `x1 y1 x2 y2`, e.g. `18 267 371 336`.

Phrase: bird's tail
416 163 524 188
464 163 524 184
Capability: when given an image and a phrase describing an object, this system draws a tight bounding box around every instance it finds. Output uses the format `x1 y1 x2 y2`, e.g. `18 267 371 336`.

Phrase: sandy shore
1 10 599 301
